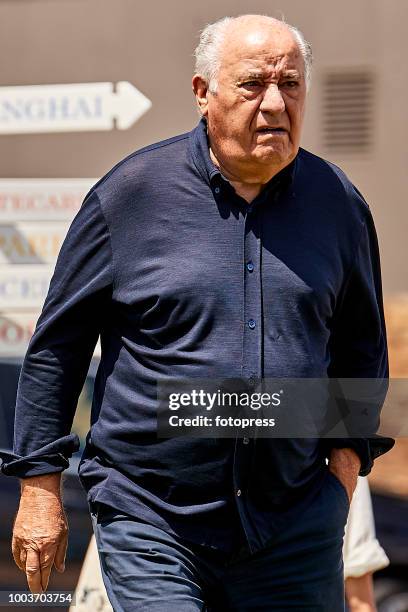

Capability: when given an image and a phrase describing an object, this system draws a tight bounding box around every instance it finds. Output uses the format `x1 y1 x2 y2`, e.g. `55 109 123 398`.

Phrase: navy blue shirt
1 118 394 552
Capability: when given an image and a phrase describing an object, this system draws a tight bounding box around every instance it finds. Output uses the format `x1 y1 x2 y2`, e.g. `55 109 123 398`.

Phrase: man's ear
192 75 210 116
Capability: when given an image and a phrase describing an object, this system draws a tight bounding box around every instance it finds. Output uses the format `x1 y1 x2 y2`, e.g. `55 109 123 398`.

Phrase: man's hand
12 473 67 593
328 447 361 504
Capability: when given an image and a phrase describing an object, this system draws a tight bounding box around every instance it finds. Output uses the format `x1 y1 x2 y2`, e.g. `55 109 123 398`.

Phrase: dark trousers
90 471 349 611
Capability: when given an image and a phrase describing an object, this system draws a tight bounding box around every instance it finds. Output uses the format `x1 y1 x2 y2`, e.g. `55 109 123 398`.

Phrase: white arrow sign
0 179 96 221
0 222 72 264
0 311 101 357
0 82 152 134
0 265 53 309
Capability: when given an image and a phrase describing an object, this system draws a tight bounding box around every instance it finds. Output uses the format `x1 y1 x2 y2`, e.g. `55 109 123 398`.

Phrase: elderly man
1 14 393 612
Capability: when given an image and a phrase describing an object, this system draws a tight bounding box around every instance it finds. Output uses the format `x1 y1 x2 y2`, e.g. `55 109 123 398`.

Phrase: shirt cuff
344 538 390 578
325 436 395 476
0 433 81 478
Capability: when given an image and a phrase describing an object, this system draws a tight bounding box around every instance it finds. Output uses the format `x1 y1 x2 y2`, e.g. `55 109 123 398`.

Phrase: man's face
202 21 307 174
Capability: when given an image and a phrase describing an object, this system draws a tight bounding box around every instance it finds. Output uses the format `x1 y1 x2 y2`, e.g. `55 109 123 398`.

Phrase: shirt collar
189 115 297 194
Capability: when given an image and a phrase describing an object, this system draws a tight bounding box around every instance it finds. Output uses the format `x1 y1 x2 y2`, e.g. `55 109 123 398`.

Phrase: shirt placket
232 201 263 553
241 203 263 384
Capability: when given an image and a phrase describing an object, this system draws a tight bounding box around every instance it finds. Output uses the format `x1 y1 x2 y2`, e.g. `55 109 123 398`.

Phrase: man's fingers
40 547 57 592
11 488 68 590
11 539 25 572
25 548 43 593
20 548 27 570
54 532 67 572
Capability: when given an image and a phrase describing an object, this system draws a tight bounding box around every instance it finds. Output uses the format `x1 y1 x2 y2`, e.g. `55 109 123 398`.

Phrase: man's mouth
256 127 287 135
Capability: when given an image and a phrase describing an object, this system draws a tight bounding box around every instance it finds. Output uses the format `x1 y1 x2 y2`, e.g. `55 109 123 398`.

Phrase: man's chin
253 147 291 166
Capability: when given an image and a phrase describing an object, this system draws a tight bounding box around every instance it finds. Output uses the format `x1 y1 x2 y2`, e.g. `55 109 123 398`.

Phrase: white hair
194 14 313 94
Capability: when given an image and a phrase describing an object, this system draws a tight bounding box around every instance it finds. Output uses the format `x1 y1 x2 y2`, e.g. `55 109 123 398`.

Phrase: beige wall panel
0 0 406 292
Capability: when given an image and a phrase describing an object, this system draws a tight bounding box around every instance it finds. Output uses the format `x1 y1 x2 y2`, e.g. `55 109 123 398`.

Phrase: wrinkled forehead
219 25 304 77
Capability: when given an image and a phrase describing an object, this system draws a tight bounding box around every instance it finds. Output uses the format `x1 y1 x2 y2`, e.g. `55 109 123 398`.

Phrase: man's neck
209 147 286 204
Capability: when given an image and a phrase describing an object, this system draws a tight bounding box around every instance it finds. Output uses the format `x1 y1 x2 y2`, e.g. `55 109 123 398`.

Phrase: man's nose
260 84 286 114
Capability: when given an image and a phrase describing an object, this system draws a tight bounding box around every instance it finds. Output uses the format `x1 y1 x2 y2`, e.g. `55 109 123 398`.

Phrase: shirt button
243 437 250 445
246 261 254 272
236 489 242 497
214 187 220 194
248 319 256 329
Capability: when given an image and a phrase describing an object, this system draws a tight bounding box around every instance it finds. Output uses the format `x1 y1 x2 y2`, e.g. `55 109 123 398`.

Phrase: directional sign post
0 81 152 134
0 179 95 221
0 179 98 356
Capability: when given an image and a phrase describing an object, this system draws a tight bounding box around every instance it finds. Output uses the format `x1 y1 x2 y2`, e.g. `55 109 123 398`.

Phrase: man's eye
282 81 299 88
241 81 262 87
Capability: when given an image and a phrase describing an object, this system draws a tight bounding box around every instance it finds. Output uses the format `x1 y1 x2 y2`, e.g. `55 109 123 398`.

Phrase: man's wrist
329 447 361 473
327 438 373 476
329 447 360 503
20 473 62 498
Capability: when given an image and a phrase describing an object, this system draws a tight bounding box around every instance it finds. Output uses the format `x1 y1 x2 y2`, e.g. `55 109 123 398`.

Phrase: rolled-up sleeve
343 476 390 578
0 189 113 478
327 202 395 475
